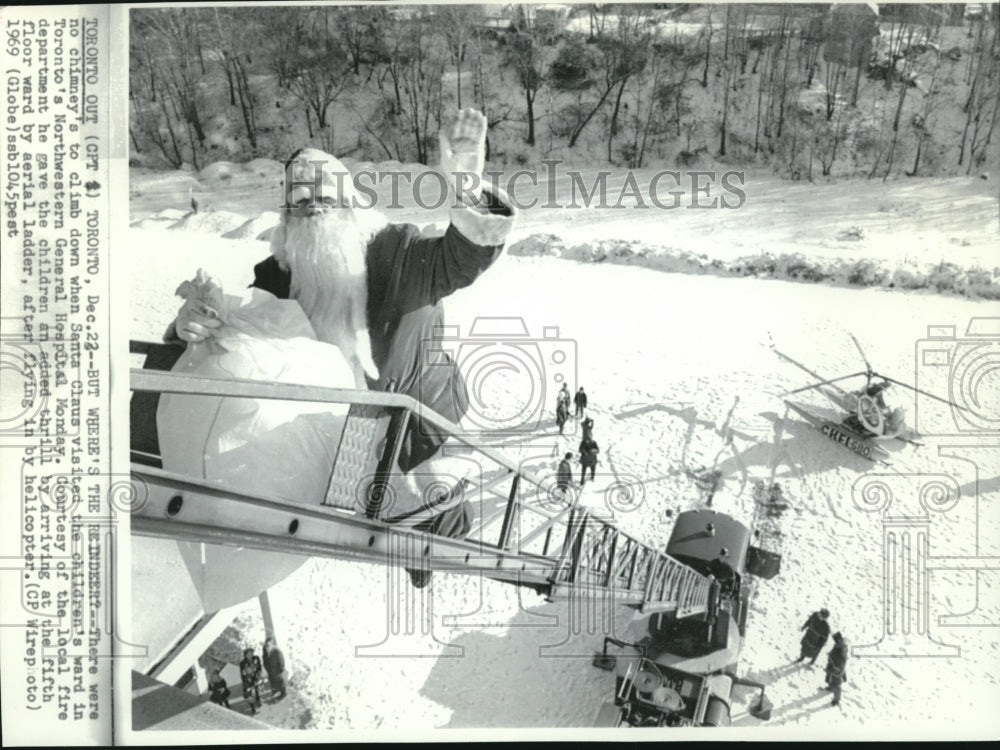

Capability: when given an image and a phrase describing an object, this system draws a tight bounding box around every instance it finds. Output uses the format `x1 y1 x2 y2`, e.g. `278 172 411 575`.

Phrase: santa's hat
282 147 356 209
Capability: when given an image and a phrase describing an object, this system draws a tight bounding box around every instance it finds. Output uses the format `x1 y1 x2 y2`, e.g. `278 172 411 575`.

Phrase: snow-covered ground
129 160 1000 739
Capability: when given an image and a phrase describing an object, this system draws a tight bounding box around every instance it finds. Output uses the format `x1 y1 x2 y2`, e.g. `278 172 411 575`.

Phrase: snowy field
129 161 1000 739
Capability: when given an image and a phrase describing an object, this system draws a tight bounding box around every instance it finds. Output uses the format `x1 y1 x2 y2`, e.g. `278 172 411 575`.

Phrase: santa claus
168 109 517 587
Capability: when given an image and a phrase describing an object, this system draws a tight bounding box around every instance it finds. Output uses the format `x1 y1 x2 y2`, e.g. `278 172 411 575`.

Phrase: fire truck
592 509 781 727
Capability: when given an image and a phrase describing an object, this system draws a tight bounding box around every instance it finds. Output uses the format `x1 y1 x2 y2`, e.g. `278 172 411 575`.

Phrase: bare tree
438 5 483 108
336 5 383 76
718 4 753 156
209 8 260 151
131 9 207 168
549 7 650 152
605 7 653 161
284 8 356 133
370 10 445 164
622 33 698 168
821 4 878 118
907 48 945 176
959 5 1000 170
504 9 550 146
874 12 940 180
259 8 308 90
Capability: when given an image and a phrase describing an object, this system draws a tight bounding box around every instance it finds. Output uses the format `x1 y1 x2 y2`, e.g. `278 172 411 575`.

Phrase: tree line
129 3 999 180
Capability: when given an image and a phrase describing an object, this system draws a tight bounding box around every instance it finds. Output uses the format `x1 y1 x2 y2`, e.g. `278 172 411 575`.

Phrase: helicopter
768 334 966 463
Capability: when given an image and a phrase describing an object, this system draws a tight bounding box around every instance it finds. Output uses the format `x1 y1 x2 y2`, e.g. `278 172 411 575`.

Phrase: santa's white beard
272 210 379 386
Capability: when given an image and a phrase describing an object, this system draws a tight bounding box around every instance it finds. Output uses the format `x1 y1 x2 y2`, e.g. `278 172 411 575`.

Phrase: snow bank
199 161 241 183
131 198 1000 301
129 208 190 230
245 158 284 179
508 233 1000 300
170 209 252 236
129 169 201 198
222 211 282 240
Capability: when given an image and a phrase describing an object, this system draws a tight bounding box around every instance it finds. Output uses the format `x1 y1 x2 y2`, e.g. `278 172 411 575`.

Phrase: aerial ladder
130 341 715 618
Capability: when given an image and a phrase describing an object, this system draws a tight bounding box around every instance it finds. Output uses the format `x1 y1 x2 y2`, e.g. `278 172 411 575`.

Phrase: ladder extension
130 345 712 616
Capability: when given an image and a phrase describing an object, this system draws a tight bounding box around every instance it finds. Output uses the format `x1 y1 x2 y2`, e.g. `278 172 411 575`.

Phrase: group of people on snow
554 384 599 490
555 384 589 435
796 608 850 708
208 637 288 714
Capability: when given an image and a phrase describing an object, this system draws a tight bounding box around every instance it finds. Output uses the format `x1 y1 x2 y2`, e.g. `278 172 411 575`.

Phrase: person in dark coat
581 417 595 441
208 669 231 708
797 608 831 665
579 436 599 485
574 387 588 419
262 637 287 700
556 400 570 434
556 452 573 495
239 647 264 714
168 109 517 589
823 631 849 707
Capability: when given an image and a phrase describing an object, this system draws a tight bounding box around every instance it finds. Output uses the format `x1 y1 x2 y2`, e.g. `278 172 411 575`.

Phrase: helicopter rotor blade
877 374 975 414
784 371 868 395
765 339 830 385
850 333 874 377
767 337 871 397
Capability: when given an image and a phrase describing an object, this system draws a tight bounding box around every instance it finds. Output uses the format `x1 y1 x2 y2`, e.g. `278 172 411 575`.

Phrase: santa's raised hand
439 108 487 204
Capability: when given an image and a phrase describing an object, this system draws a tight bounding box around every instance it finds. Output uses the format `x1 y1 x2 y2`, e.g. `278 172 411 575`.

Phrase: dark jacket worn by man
579 437 599 467
262 640 287 697
557 454 573 492
824 632 849 707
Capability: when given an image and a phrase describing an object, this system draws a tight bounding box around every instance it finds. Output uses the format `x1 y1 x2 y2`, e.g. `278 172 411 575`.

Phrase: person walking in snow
581 416 595 441
557 452 574 496
208 669 231 708
556 399 570 435
239 647 264 715
796 608 831 665
823 631 849 707
574 387 588 419
579 436 599 485
262 637 288 700
557 383 571 414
